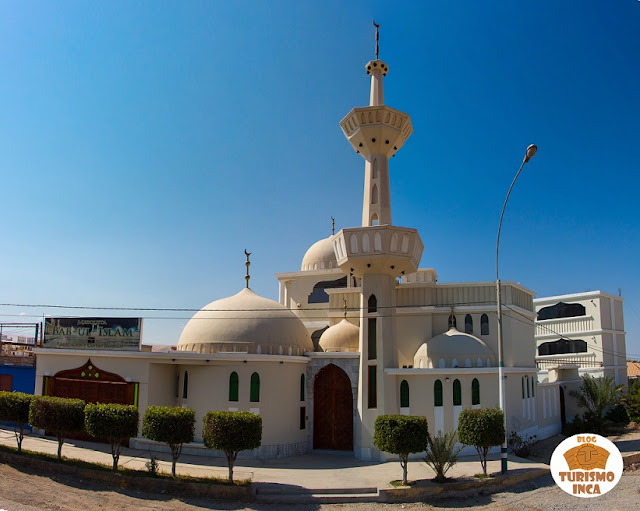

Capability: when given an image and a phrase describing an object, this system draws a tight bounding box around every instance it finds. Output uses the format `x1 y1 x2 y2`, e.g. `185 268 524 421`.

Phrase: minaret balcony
331 226 423 277
340 106 413 159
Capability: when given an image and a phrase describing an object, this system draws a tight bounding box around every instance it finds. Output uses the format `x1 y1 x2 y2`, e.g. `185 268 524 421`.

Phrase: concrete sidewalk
0 427 547 490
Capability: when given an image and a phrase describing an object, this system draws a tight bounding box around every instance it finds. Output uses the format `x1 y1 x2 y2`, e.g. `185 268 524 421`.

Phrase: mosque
32 30 625 461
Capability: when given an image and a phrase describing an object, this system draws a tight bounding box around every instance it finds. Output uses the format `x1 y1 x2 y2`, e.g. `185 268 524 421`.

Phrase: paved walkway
0 428 549 490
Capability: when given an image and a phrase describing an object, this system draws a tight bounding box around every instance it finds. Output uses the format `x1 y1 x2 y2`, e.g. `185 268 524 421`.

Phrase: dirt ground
0 428 639 511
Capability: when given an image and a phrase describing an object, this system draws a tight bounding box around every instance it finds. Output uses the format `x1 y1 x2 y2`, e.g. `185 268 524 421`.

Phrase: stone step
255 485 378 495
255 492 380 504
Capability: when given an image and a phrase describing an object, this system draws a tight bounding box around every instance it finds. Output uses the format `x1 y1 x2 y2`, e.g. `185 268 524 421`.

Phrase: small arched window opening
481 314 489 335
229 372 239 402
448 313 457 329
472 378 480 405
300 374 305 401
368 294 377 313
453 379 462 406
465 314 473 334
434 380 443 407
182 371 189 399
371 214 379 226
400 380 409 408
250 372 260 402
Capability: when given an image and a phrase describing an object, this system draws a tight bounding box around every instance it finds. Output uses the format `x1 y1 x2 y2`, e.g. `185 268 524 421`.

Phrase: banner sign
43 317 142 351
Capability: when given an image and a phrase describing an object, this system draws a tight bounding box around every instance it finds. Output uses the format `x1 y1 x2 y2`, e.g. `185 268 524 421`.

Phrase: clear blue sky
1 1 638 359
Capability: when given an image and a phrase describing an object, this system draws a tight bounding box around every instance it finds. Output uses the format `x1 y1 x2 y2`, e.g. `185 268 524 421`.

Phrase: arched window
481 314 489 335
521 377 525 399
371 184 379 204
175 373 179 398
250 372 260 402
182 371 189 399
472 378 480 405
453 379 462 406
400 380 409 408
368 294 377 313
434 380 443 407
451 358 458 368
300 374 305 401
531 377 535 398
229 372 239 402
526 375 530 398
465 314 473 334
448 313 457 329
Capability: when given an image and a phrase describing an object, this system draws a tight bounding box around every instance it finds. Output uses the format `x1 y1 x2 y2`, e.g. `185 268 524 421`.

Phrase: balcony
535 315 595 337
535 352 601 371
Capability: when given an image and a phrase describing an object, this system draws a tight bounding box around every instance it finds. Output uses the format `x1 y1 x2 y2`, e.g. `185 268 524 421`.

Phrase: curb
0 450 255 502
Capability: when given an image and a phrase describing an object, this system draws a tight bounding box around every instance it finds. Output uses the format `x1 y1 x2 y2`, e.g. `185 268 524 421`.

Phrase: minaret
332 24 424 461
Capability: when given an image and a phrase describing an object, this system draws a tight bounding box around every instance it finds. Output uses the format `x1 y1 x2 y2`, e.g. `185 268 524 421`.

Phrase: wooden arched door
313 364 353 451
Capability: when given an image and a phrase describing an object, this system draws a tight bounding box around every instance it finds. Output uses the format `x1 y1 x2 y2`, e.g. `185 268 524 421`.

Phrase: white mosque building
33 34 625 461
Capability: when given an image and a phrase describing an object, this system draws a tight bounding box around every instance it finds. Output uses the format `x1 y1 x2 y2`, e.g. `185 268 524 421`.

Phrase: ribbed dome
414 327 495 369
177 288 313 355
319 319 359 352
301 237 338 271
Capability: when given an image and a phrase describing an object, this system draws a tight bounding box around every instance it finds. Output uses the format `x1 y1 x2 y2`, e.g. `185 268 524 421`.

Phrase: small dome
301 237 338 271
319 319 359 352
177 288 313 355
414 327 495 369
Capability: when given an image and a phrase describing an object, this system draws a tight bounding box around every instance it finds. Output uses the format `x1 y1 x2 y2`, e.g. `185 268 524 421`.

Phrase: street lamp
496 143 537 474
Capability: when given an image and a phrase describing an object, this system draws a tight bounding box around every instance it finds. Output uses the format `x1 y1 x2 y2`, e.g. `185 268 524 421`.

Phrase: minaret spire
244 249 251 289
373 20 380 60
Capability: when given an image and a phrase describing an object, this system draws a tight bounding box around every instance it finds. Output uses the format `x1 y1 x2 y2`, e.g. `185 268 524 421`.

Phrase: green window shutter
368 318 377 360
532 377 535 397
368 365 377 408
300 374 305 401
229 372 239 402
250 372 260 402
472 378 480 405
400 380 409 408
453 379 461 406
182 371 188 399
522 377 525 399
434 380 443 407
526 375 530 398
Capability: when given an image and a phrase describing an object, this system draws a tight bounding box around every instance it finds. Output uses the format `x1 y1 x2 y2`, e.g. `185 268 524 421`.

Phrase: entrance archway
313 364 353 451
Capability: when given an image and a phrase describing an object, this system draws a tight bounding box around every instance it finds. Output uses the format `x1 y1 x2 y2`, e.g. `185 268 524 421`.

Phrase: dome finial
373 20 380 60
244 249 251 289
343 298 348 319
331 216 335 235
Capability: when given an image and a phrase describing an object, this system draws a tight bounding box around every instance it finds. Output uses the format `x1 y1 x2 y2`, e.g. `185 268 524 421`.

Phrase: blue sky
1 1 638 359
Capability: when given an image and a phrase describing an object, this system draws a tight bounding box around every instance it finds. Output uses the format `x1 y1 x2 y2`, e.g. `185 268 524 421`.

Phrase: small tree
28 396 85 460
373 415 429 485
142 406 195 476
202 411 262 483
0 391 33 453
458 408 505 476
424 430 462 483
85 403 139 470
569 374 624 433
622 380 640 423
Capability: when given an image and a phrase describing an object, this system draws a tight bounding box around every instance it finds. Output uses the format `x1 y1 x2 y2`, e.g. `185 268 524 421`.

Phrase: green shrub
606 404 630 425
202 411 262 483
457 408 505 476
373 415 429 485
0 391 33 453
569 374 623 434
28 396 85 459
142 406 195 476
85 403 139 470
622 380 640 423
507 431 537 458
423 429 462 483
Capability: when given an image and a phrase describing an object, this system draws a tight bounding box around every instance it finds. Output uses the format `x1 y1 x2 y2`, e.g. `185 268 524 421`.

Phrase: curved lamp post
496 143 537 474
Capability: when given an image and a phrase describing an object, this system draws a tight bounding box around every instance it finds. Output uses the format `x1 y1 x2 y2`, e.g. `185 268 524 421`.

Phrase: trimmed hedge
457 407 505 476
142 406 195 476
85 403 139 470
0 391 33 453
28 395 85 459
373 415 429 485
203 411 262 483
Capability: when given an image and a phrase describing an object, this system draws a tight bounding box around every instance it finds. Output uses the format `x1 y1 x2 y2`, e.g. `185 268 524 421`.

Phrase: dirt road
0 462 639 511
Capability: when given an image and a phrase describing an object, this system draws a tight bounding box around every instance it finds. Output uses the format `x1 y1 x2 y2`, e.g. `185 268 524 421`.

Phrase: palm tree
569 374 623 433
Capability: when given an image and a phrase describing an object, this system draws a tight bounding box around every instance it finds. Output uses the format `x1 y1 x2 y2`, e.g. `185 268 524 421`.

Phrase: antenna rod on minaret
244 249 251 289
331 216 335 235
373 20 380 60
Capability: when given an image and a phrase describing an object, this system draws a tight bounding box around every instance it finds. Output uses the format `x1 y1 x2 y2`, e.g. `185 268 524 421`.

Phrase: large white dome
177 288 313 355
319 319 359 352
301 237 338 271
414 327 495 369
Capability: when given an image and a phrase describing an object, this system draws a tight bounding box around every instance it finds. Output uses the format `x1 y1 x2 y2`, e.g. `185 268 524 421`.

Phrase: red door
313 364 353 451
